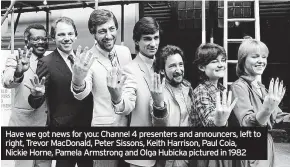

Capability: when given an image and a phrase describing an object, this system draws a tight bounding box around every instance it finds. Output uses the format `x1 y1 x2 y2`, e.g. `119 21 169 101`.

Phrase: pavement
275 143 290 167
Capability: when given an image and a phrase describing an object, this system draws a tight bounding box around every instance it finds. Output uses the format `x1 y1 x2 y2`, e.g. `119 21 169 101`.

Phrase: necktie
152 60 156 73
108 51 119 67
68 54 74 68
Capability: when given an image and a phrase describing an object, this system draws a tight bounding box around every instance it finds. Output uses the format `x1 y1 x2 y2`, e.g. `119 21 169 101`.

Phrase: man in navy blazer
28 17 93 167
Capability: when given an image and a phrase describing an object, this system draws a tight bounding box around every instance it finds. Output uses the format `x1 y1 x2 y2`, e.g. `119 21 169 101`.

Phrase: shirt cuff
13 73 24 83
112 98 126 114
254 113 268 127
153 102 168 118
72 82 86 93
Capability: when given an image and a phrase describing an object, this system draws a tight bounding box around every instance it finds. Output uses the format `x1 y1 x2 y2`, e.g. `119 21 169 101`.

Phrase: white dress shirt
57 48 75 72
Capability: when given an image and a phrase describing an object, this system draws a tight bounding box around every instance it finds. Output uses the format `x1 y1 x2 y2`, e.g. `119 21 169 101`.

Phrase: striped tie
108 51 119 67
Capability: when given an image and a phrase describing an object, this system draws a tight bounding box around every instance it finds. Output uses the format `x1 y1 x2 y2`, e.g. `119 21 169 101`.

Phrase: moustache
103 37 115 41
173 71 183 77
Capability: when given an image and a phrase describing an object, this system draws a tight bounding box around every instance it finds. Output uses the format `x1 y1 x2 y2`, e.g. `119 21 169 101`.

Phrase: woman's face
200 55 226 81
244 50 268 77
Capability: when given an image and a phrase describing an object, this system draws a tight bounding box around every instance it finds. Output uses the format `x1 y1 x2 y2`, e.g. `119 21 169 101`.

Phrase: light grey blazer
2 53 47 127
71 44 132 127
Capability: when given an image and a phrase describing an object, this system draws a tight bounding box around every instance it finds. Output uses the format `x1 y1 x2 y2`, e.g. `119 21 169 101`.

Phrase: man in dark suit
28 17 93 167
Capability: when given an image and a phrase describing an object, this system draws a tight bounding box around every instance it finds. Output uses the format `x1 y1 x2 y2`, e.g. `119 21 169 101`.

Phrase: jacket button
45 111 48 114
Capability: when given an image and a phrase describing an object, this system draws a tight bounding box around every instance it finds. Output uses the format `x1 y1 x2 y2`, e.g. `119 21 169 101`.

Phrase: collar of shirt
202 80 226 92
165 79 191 90
95 42 115 58
57 48 75 60
167 82 187 95
251 80 261 89
240 75 265 89
138 52 155 71
165 80 191 102
30 52 39 61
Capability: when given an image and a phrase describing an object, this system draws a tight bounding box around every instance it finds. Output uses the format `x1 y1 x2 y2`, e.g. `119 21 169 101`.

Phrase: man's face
54 22 76 54
27 29 48 57
94 19 117 52
136 31 160 58
164 53 184 86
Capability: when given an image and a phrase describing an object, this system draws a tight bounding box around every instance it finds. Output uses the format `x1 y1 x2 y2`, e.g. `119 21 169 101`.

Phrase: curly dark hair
88 9 118 34
155 45 184 73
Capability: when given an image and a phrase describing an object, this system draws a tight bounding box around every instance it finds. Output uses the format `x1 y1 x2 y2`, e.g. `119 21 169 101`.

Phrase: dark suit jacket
28 49 93 127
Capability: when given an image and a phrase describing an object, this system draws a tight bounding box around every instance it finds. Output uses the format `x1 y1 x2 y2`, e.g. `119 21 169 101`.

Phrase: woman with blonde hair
231 39 290 167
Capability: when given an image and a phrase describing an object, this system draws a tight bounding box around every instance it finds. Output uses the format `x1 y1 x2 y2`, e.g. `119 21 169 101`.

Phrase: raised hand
72 45 95 86
263 78 286 113
150 73 165 108
214 90 238 126
107 67 127 104
15 46 33 77
24 75 46 97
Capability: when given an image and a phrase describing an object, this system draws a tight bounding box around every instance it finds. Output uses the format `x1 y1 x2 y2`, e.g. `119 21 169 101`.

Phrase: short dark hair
155 45 184 73
133 17 161 51
24 24 46 45
194 43 226 81
50 17 78 39
88 9 118 34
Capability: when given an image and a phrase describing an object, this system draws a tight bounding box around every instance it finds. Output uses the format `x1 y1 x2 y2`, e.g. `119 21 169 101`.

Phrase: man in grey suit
107 17 161 167
2 24 51 167
71 9 132 167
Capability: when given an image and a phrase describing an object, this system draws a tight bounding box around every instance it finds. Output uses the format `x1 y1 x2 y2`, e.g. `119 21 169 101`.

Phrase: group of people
2 8 289 167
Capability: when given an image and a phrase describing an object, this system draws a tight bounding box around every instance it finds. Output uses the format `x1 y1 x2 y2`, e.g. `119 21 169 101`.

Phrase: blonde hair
236 39 269 77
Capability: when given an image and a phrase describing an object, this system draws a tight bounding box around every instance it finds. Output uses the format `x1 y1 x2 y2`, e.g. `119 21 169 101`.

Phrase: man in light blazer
71 9 132 127
70 9 132 167
107 17 161 167
2 24 51 167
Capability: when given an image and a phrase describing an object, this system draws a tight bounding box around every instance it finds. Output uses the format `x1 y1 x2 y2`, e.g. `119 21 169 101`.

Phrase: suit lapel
135 55 151 91
251 86 264 101
241 77 264 101
90 45 111 71
29 55 38 74
54 50 72 77
250 83 274 128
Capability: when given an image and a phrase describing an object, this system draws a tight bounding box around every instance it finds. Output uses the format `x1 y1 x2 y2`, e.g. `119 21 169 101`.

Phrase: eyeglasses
30 36 48 42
